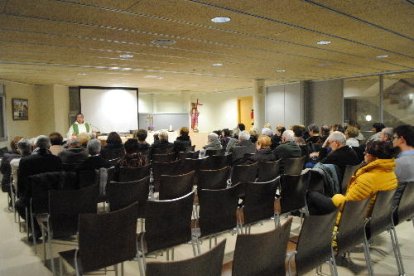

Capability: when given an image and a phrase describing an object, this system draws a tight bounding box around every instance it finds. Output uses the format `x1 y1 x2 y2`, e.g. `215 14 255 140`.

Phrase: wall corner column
254 79 265 129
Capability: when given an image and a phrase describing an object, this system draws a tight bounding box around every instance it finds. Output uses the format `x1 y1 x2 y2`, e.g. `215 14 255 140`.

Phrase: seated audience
392 124 414 208
10 139 32 190
367 122 385 142
174 127 192 152
100 132 125 161
15 135 62 240
330 124 344 133
150 131 174 153
271 125 285 149
231 131 256 164
1 136 22 194
249 129 258 144
220 128 232 148
249 135 276 162
49 132 64 156
58 138 88 167
274 129 302 160
345 126 360 147
380 127 393 142
77 132 91 148
204 132 222 151
77 139 111 171
292 125 306 146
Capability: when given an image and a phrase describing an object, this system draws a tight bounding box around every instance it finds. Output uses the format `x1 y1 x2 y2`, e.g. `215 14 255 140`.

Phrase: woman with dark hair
220 128 232 148
100 132 125 161
332 140 397 220
118 139 148 168
174 127 192 152
49 132 64 156
135 129 150 152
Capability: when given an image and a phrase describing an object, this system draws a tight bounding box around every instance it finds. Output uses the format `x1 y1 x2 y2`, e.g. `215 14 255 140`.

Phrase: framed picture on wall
12 98 29 120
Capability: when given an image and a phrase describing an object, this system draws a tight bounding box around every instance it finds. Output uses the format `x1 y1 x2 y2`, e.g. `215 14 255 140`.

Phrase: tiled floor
1 193 413 276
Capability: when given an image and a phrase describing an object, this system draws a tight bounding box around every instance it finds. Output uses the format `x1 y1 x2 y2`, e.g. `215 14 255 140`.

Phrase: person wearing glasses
392 124 414 208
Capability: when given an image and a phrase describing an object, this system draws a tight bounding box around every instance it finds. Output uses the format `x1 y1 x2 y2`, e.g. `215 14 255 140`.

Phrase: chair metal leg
390 226 405 275
29 205 37 253
121 262 124 276
59 257 63 276
330 246 339 276
362 236 374 276
114 264 118 276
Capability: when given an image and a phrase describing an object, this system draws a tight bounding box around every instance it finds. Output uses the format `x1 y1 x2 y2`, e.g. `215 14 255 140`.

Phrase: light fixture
151 39 176 46
109 67 120 70
119 53 134 59
317 40 331 45
376 54 389 59
77 72 87 76
365 114 372 122
211 16 231 23
144 75 163 80
275 69 286 73
212 63 223 67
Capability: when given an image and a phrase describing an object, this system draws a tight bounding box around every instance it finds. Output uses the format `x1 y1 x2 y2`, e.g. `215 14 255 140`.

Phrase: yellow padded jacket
332 158 397 222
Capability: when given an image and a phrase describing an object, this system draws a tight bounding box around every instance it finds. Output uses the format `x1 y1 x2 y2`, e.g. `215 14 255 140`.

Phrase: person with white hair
77 139 111 171
58 137 88 166
203 132 222 151
150 130 174 155
231 130 256 164
15 135 62 241
380 127 393 142
273 129 302 160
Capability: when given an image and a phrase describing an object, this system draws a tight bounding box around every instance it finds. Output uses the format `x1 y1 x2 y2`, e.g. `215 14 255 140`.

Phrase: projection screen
80 87 138 133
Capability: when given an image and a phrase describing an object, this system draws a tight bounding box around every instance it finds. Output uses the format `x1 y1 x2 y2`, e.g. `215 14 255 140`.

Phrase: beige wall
0 80 69 149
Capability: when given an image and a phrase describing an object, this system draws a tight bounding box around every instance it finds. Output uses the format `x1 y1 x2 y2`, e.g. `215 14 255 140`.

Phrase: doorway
238 96 253 130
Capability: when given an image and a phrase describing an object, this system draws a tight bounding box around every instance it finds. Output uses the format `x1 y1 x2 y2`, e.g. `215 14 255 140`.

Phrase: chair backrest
198 184 240 237
78 202 138 273
197 166 230 190
118 165 150 182
336 199 370 254
152 160 182 191
77 169 98 189
152 152 176 163
49 185 98 238
340 164 359 194
29 171 66 213
279 172 309 214
283 156 305 175
152 146 174 154
295 210 338 275
257 160 280 182
144 190 195 253
231 162 258 185
178 151 199 160
242 178 278 225
200 155 229 170
232 218 292 276
146 240 226 276
159 171 195 200
395 181 414 225
107 176 150 218
368 189 395 239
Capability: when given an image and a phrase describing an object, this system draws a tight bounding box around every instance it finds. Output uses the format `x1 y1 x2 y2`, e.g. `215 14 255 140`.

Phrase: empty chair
275 172 310 225
390 182 414 275
283 156 305 175
159 171 195 200
335 199 371 274
179 158 202 176
238 178 278 233
59 202 138 276
363 190 397 275
232 218 292 276
196 184 240 251
146 240 226 276
199 155 230 170
230 162 258 186
107 176 150 215
197 166 230 190
137 191 196 275
288 210 338 275
340 164 359 194
257 160 280 182
152 160 182 192
37 185 98 274
118 164 150 182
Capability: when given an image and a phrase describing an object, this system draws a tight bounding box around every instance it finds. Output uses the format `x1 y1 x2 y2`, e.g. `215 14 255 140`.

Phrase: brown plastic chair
152 160 182 192
199 155 230 170
118 165 150 182
283 156 305 175
232 218 292 276
58 202 138 276
230 162 258 186
288 210 338 275
257 160 280 182
197 166 230 191
152 152 176 163
146 240 226 276
137 190 196 275
340 164 359 194
159 170 195 200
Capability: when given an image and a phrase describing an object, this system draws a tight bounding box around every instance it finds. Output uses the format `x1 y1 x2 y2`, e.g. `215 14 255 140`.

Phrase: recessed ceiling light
151 39 176 46
376 54 389 59
77 72 87 76
121 68 132 71
119 53 134 59
317 40 331 45
275 69 286 73
110 67 120 70
212 63 223 67
144 75 163 80
211 16 231 23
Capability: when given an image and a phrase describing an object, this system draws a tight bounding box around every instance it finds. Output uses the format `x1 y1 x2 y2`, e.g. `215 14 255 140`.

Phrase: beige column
253 79 265 130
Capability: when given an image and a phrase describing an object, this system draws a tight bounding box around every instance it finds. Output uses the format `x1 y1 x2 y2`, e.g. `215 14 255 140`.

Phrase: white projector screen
80 87 138 133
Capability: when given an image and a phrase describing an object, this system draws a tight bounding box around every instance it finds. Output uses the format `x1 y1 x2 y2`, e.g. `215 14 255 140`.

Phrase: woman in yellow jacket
332 140 398 224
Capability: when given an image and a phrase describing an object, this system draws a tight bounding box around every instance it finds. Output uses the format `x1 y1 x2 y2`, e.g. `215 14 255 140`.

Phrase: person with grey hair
150 130 174 156
203 132 222 151
77 139 110 171
231 130 256 164
15 135 62 241
273 129 302 173
380 127 393 142
58 137 88 167
317 131 360 180
261 127 274 137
